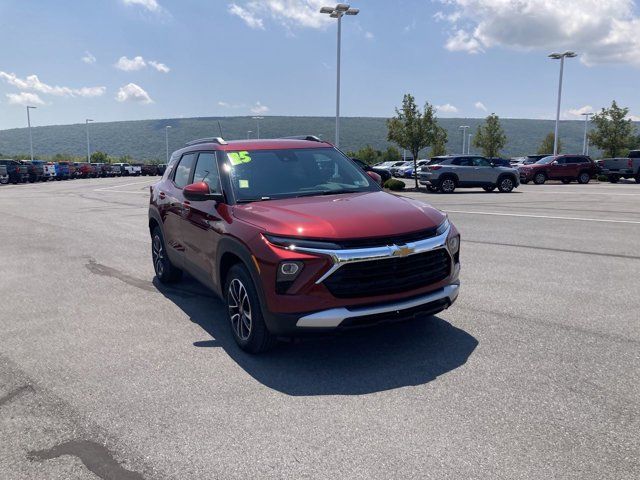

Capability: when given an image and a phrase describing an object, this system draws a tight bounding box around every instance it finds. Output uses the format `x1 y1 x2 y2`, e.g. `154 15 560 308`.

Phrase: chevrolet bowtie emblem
392 245 414 257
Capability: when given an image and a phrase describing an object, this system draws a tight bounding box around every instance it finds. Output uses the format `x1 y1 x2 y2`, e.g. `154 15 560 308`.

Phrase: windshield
224 147 377 202
536 156 556 165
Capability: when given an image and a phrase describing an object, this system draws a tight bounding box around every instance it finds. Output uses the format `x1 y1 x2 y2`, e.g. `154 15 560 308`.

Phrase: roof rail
279 135 323 142
185 137 227 146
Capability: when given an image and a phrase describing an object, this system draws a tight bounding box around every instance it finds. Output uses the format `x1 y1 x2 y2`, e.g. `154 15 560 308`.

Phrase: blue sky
1 0 639 130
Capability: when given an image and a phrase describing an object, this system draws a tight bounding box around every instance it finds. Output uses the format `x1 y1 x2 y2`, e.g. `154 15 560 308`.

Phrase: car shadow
154 276 478 396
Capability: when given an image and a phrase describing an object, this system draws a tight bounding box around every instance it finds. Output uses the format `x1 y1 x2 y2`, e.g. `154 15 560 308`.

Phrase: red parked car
519 155 597 184
148 137 461 353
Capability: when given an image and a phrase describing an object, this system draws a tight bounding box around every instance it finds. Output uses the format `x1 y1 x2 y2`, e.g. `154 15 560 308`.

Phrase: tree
588 101 636 158
90 151 108 163
387 94 438 188
383 146 401 162
430 126 448 157
473 114 506 158
537 132 560 155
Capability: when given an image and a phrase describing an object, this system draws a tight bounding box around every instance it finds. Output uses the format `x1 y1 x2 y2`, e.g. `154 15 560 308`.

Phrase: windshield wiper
295 189 363 198
236 196 272 204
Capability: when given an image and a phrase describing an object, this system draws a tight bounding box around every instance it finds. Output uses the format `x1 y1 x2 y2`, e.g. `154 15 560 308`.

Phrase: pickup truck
111 163 139 176
0 159 29 183
596 152 640 183
21 160 45 182
0 164 8 184
55 162 72 180
43 162 57 180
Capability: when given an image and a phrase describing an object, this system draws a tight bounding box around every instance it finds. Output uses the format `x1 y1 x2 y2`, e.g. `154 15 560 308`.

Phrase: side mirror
551 161 558 165
366 170 382 186
183 182 224 202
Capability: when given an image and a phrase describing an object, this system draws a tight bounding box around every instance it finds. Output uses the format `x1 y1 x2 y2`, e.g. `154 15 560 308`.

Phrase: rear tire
533 173 546 185
439 177 457 193
225 264 277 354
151 227 182 284
608 174 620 183
577 172 591 184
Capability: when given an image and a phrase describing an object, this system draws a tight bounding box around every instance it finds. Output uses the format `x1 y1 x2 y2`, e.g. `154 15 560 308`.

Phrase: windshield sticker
228 151 252 166
239 179 250 188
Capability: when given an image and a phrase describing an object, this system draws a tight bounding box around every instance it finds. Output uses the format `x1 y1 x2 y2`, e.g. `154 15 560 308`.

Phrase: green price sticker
228 151 252 166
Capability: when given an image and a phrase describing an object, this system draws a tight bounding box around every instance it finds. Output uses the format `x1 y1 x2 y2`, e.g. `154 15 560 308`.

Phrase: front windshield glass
224 147 377 202
536 156 555 165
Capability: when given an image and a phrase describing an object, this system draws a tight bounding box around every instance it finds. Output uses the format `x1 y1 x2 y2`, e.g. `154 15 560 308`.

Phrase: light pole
26 106 37 161
581 112 593 155
252 116 264 139
549 51 577 156
247 130 253 139
468 133 472 154
320 3 359 147
85 119 94 163
165 126 171 163
459 125 469 154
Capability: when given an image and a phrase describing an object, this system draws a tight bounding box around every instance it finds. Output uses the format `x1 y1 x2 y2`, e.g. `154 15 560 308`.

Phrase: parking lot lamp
549 51 577 155
165 126 171 163
247 130 253 139
459 125 469 154
468 133 472 154
581 112 593 155
85 119 94 163
252 116 264 139
26 106 37 161
320 3 359 147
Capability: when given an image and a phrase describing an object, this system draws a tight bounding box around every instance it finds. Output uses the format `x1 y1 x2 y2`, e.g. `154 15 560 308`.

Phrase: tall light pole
320 3 359 147
165 126 171 163
581 112 593 155
549 51 577 156
26 106 37 161
85 119 94 163
252 116 264 139
247 130 253 139
468 133 472 154
459 125 469 154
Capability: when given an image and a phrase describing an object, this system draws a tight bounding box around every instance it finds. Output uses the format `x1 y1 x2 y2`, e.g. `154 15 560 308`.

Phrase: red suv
519 154 597 184
148 137 461 353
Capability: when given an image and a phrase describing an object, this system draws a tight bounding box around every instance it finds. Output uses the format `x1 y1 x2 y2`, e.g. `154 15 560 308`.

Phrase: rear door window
452 158 472 167
173 153 196 188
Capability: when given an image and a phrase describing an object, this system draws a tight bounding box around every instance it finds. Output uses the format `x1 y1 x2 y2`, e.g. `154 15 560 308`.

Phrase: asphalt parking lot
1 177 639 479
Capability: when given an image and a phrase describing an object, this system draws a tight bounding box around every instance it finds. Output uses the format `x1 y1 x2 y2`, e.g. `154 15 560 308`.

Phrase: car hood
232 191 446 239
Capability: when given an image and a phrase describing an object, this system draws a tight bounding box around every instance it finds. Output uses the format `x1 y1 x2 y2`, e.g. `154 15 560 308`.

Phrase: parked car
141 163 159 176
55 162 72 180
111 163 138 176
419 155 520 193
391 161 413 177
20 160 45 182
488 158 512 168
43 162 57 180
157 164 167 175
525 154 550 164
519 155 597 184
131 164 142 176
67 162 78 178
351 158 392 185
91 163 109 177
596 154 640 183
0 159 29 184
149 137 461 353
74 162 96 178
0 164 8 184
396 159 429 178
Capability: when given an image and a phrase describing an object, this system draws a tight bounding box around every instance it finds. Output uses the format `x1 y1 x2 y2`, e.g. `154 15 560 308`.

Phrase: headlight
263 234 341 251
447 235 460 255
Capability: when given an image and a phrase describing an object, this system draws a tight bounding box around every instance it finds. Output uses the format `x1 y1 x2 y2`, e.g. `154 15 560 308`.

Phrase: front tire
225 264 276 353
151 227 182 283
577 172 591 184
497 177 515 193
439 177 457 193
533 173 546 185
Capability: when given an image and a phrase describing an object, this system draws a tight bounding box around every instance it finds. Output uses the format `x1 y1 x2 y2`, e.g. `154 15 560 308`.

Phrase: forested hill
0 115 612 160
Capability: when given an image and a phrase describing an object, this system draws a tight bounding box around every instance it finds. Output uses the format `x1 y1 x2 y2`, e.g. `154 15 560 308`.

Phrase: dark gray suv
419 155 520 193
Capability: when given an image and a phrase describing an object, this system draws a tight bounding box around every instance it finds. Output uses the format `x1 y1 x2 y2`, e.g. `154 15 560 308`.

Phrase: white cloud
0 71 105 98
148 60 170 73
82 51 96 64
228 1 331 30
122 0 161 12
436 103 459 113
475 101 488 112
228 4 265 29
250 101 269 114
6 92 45 106
629 115 640 122
437 0 640 67
115 83 153 104
115 56 147 71
567 105 595 118
365 31 374 40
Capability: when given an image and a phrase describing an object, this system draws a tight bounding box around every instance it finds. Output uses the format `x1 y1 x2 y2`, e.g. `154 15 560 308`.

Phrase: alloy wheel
441 179 455 193
500 178 514 192
152 235 165 277
228 278 252 341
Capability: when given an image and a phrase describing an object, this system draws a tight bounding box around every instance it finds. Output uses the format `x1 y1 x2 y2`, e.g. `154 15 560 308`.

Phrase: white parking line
94 180 156 192
445 210 640 225
521 190 640 197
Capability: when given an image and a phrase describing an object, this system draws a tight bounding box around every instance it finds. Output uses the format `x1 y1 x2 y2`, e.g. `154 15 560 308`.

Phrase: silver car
419 155 520 193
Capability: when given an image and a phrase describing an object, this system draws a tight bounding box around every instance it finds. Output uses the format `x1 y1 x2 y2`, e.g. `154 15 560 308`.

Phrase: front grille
333 228 437 249
323 248 451 298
